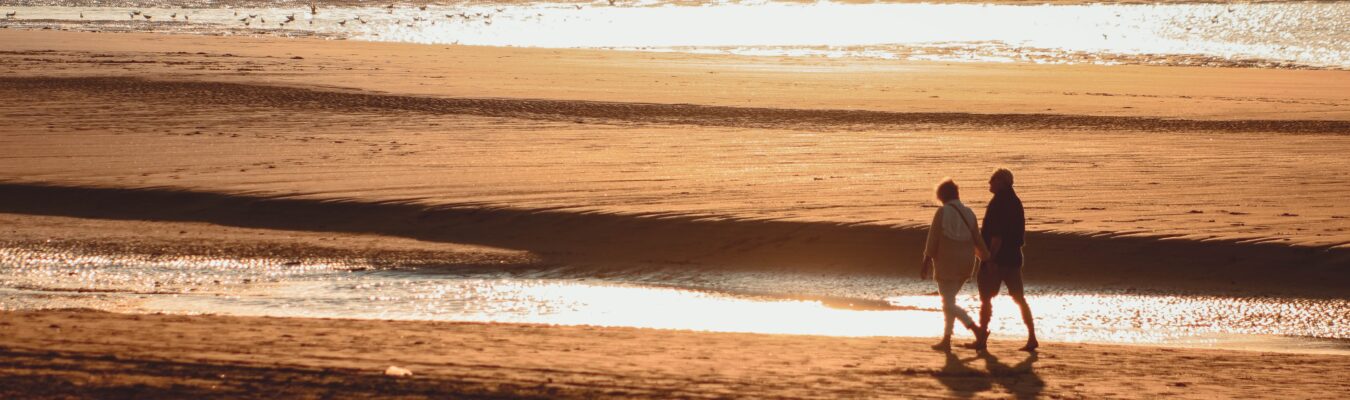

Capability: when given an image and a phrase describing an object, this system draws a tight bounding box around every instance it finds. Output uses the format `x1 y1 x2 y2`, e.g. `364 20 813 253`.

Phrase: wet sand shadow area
0 183 1344 298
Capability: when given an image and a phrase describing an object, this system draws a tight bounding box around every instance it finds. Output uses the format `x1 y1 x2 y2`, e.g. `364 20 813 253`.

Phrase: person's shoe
931 340 952 352
1019 339 1039 352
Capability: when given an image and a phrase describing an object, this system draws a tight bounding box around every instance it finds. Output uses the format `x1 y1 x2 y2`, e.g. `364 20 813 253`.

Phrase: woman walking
920 178 991 351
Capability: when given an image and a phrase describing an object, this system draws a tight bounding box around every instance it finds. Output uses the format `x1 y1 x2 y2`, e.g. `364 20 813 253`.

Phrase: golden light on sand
2 0 1349 395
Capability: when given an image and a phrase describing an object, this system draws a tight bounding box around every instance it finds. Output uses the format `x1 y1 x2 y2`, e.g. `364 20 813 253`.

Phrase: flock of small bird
234 6 316 28
97 9 195 22
50 3 521 29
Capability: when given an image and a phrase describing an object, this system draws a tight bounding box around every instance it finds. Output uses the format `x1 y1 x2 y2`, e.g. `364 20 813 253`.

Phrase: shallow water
2 246 1347 354
2 1 1348 69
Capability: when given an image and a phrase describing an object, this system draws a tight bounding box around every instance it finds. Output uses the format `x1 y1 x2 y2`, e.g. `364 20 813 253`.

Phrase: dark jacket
981 188 1025 266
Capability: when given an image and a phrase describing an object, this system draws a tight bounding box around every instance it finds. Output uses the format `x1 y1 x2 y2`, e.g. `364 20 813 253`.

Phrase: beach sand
3 31 1348 246
2 30 1348 292
3 309 1349 399
1 29 1349 397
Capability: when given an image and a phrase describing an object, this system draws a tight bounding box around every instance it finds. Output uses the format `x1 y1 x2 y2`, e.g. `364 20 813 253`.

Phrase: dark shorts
977 259 1024 298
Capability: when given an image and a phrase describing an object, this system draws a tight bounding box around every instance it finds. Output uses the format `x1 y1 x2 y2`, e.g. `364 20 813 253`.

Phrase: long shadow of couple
934 351 1043 399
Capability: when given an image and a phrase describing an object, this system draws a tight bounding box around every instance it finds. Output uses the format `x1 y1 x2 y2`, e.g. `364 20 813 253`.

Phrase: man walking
971 168 1037 352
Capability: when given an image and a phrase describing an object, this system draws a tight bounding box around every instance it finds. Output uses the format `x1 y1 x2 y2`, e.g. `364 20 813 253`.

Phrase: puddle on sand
1 246 1347 354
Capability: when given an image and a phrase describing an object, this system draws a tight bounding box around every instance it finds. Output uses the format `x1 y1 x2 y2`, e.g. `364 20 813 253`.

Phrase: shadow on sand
0 182 1344 296
0 346 578 399
6 76 1350 134
936 352 1042 399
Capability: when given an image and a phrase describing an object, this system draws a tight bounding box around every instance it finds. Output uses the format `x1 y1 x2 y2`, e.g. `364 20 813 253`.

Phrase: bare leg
1006 271 1038 351
978 295 993 336
933 313 953 351
935 279 976 351
968 270 995 350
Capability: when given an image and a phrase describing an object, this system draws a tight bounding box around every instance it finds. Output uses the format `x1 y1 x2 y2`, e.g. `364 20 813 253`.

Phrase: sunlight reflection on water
3 1 1347 68
2 247 1346 354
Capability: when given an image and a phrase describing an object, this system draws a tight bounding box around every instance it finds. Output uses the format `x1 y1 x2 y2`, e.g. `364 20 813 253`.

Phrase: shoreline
2 210 1346 354
3 309 1348 399
7 212 1347 359
3 2 1347 72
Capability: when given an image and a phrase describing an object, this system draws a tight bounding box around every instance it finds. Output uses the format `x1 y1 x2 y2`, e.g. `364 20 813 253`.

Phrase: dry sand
3 309 1349 399
1 29 1349 398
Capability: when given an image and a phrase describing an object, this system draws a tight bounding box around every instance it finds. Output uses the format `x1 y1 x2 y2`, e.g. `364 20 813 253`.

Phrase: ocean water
3 245 1347 354
2 1 1348 69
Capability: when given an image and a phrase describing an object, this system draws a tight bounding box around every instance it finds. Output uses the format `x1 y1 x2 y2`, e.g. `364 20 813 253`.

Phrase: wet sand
1 185 1345 298
3 31 1349 248
1 28 1349 397
2 30 1349 293
3 30 1347 121
3 309 1349 399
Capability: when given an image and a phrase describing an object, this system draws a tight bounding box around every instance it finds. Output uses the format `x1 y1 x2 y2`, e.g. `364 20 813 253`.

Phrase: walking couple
920 168 1037 352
